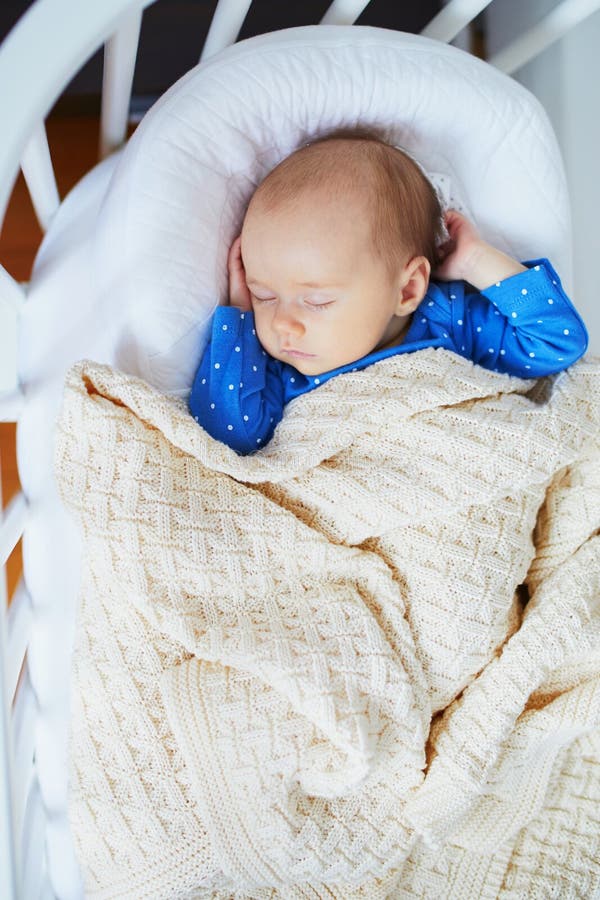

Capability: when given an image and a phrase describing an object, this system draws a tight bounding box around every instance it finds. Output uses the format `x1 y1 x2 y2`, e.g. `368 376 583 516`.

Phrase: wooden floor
0 115 104 599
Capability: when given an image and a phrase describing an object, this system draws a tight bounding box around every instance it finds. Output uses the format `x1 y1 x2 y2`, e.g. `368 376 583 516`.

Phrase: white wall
485 0 600 354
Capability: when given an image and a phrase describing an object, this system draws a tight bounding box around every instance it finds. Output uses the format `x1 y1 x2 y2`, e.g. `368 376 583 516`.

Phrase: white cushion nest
91 24 572 395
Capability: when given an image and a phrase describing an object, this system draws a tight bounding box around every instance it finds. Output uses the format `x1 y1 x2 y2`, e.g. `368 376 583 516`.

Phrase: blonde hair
247 126 445 277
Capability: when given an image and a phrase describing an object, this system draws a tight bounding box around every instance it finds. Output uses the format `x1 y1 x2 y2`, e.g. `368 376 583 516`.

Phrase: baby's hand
433 210 486 282
435 209 526 289
228 235 252 311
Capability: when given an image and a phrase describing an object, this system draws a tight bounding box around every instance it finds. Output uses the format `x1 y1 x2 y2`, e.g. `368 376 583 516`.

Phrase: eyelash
250 294 333 311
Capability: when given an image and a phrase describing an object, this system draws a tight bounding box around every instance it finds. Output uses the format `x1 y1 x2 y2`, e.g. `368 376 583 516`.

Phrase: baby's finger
228 235 244 273
437 238 455 261
444 209 462 230
227 236 252 310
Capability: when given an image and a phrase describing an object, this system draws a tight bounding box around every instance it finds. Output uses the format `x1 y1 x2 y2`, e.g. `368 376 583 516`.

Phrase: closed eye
250 293 276 303
306 299 334 311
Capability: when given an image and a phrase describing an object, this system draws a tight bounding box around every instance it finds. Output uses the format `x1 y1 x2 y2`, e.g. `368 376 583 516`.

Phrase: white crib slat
421 0 493 43
20 778 46 900
6 581 32 705
0 728 19 898
0 264 26 314
100 7 143 160
199 0 253 62
320 0 371 26
0 264 24 399
489 0 600 74
13 666 36 841
0 492 28 569
0 578 20 900
20 122 60 233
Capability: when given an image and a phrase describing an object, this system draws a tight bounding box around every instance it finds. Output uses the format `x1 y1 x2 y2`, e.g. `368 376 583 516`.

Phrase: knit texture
54 349 600 898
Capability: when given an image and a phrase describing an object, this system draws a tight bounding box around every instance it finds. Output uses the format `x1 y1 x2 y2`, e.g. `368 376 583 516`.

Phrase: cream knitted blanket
54 350 600 899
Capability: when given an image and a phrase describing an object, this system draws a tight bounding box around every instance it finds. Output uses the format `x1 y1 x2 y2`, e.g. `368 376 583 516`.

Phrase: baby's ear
396 256 430 315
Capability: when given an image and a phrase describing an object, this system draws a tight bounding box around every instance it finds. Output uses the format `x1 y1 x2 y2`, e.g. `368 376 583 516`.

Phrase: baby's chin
265 347 330 375
273 352 355 377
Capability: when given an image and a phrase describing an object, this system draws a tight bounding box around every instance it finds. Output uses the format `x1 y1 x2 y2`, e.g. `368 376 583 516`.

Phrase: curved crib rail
1 0 599 897
0 3 161 895
0 0 144 227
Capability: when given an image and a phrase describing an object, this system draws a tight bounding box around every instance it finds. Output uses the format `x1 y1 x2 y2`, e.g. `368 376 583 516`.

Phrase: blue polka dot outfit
189 259 588 455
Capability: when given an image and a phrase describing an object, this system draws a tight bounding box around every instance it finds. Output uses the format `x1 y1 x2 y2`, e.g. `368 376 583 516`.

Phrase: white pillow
92 24 572 396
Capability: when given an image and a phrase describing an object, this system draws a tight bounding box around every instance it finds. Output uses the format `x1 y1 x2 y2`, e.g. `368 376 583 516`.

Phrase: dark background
1 0 442 113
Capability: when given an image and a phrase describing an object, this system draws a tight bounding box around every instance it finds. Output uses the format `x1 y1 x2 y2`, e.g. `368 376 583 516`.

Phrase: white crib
1 1 599 897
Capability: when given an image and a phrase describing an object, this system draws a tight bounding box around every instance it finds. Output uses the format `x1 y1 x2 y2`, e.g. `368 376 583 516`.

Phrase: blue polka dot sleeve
424 258 588 377
188 307 285 454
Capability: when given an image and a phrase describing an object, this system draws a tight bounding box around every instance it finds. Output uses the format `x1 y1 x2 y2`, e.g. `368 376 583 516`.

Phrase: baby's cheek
253 315 274 351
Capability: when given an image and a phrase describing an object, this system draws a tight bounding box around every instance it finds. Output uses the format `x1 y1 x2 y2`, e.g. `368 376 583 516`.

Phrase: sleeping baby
189 128 588 454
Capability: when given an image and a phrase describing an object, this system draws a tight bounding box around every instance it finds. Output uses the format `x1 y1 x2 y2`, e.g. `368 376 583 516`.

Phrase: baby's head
240 128 444 375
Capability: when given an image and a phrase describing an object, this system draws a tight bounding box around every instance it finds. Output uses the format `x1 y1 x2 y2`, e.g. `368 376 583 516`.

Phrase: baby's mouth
281 348 316 359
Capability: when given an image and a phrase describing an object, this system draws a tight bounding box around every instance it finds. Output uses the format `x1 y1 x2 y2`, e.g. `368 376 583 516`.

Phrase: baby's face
240 193 413 376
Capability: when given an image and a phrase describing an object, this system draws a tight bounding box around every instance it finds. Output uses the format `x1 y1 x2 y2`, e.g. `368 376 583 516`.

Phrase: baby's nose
272 306 304 335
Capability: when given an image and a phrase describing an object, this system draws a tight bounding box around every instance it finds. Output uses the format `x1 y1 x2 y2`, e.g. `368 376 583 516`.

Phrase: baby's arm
188 238 285 454
433 211 588 377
